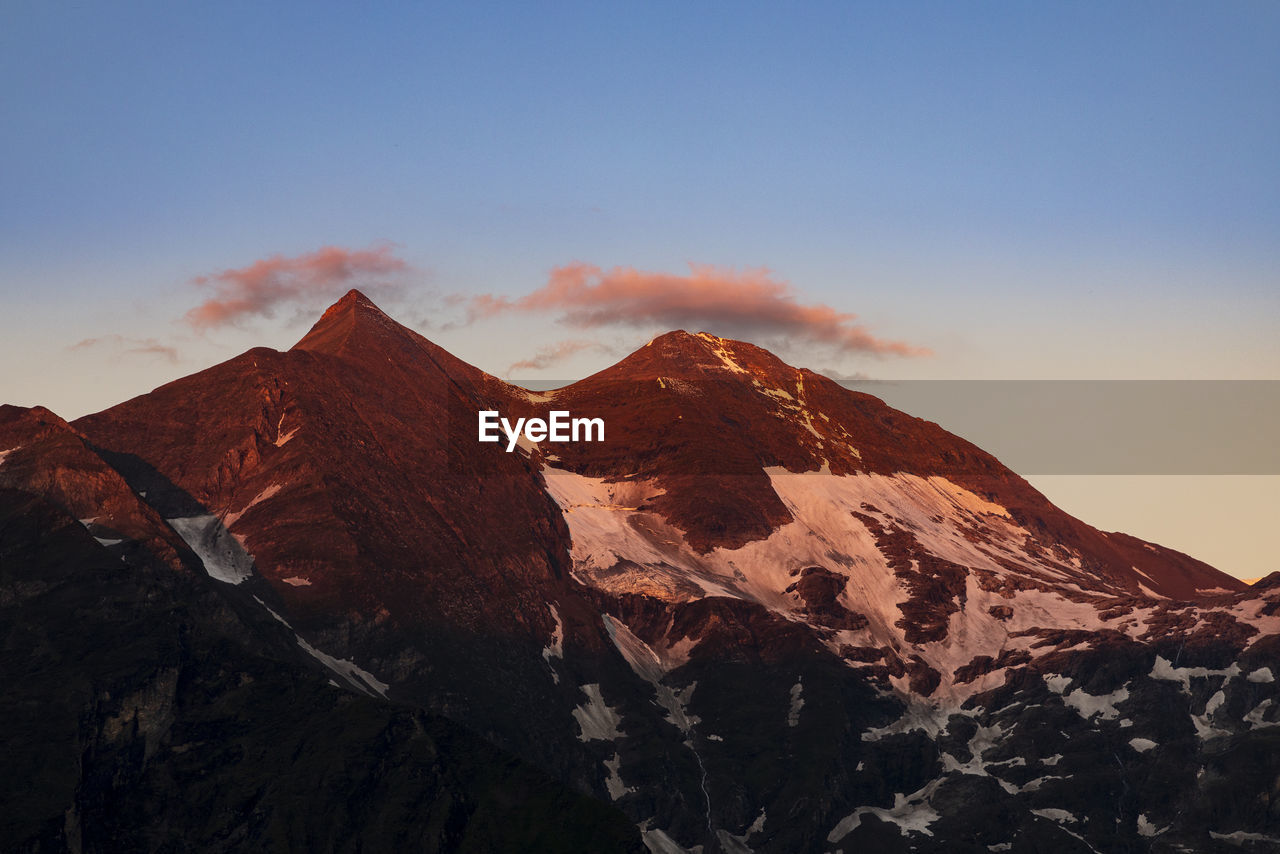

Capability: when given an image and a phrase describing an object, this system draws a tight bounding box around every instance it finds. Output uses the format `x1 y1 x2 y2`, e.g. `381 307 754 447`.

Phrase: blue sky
1 2 1277 576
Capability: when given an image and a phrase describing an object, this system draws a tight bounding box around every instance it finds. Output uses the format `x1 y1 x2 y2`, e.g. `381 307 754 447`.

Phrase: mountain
0 404 642 853
5 290 1277 852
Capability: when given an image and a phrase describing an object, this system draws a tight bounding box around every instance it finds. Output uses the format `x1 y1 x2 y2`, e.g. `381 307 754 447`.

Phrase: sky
1 1 1277 578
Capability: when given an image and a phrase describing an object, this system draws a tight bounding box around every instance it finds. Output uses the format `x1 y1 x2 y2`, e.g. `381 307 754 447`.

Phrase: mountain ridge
5 288 1276 852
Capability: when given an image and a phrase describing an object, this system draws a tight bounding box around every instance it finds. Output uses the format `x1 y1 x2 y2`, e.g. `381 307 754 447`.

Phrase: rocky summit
3 290 1277 853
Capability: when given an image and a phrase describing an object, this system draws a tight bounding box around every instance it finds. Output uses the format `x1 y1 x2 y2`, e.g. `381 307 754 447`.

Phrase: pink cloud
69 335 180 363
185 243 408 328
469 263 929 357
507 339 611 375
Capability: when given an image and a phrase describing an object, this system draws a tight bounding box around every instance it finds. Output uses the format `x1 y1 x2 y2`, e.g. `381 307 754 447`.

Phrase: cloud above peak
469 263 929 358
185 243 408 329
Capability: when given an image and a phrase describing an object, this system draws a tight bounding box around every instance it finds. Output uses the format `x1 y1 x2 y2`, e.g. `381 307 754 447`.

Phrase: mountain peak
284 288 501 393
645 329 727 348
291 289 396 355
316 288 386 324
606 328 793 384
0 404 75 446
335 287 379 308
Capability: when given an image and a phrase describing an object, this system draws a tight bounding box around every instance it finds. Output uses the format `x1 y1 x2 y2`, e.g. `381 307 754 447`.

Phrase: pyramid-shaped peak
285 289 502 392
325 288 384 317
292 289 399 354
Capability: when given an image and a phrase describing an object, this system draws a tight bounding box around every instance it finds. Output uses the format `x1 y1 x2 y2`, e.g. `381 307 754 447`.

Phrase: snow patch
640 826 697 854
1044 675 1072 694
1129 737 1157 753
1149 656 1240 738
754 382 794 402
1210 830 1280 846
543 463 1191 702
1205 689 1226 716
1245 699 1277 729
222 483 284 529
1131 565 1157 583
1247 667 1274 683
255 598 389 698
543 603 565 659
168 515 255 584
1061 686 1129 722
696 332 748 374
603 753 632 800
828 790 940 842
294 633 390 698
940 722 1009 779
1137 582 1167 600
1149 656 1240 689
602 613 685 684
864 699 961 741
280 576 312 587
573 683 624 742
787 679 804 727
274 427 298 447
1046 675 1130 722
1137 814 1165 838
1192 690 1231 740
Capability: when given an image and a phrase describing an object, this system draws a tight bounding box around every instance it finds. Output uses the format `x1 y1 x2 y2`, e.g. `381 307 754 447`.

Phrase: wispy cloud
819 368 876 382
506 339 613 375
69 335 180 363
466 262 929 357
185 243 408 329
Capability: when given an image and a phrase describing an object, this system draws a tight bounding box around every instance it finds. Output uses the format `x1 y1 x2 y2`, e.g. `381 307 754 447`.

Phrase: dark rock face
786 566 869 631
851 507 969 645
4 291 1276 852
0 485 642 853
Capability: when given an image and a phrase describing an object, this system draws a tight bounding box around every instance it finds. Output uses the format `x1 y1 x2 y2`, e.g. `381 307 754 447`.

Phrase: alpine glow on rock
3 291 1277 852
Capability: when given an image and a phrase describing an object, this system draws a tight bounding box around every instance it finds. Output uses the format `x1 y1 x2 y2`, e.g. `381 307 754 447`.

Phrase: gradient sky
2 2 1277 577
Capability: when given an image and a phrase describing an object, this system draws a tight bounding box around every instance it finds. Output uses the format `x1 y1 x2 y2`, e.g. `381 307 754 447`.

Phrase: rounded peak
0 403 72 431
648 328 777 361
645 329 696 347
0 403 77 451
589 329 800 387
644 329 735 351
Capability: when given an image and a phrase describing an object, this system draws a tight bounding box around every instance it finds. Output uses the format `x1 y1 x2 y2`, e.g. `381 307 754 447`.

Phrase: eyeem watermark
478 410 605 452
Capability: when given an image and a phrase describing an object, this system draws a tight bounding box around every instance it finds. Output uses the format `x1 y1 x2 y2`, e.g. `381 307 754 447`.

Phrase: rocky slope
4 290 1276 852
0 409 641 853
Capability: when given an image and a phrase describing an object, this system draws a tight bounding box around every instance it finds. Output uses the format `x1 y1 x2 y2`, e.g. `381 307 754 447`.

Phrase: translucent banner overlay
838 380 1278 475
499 380 1280 475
